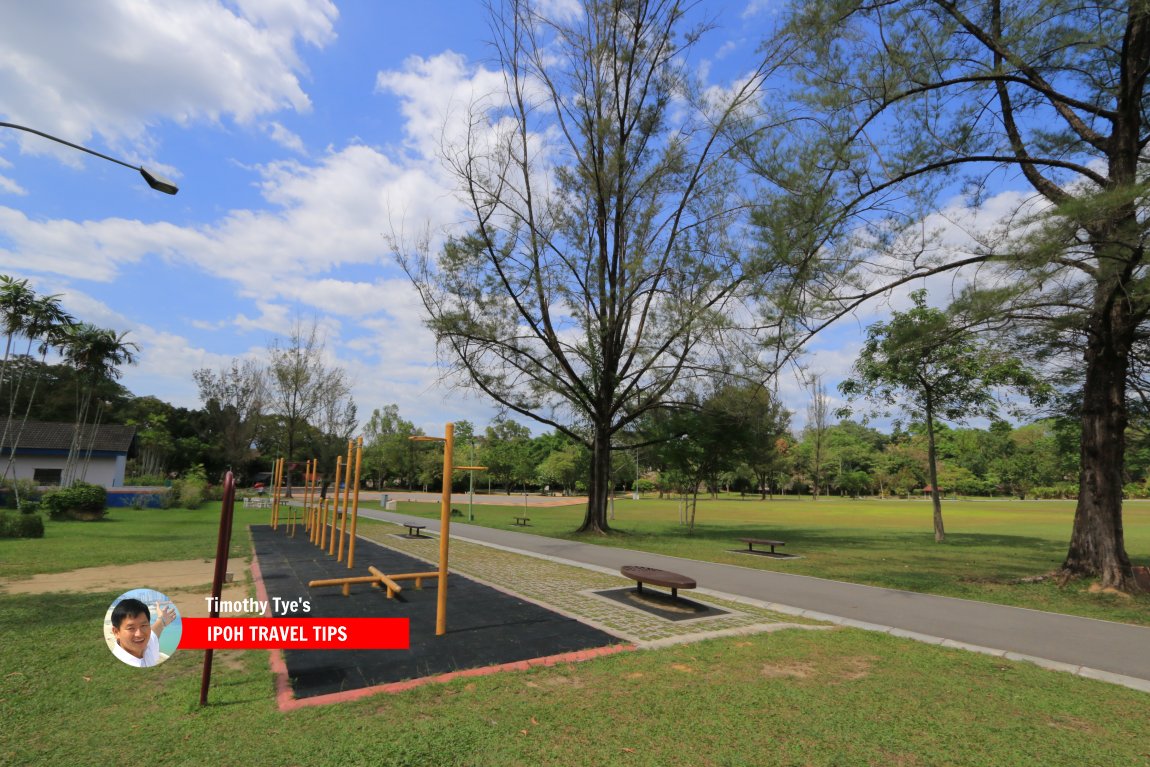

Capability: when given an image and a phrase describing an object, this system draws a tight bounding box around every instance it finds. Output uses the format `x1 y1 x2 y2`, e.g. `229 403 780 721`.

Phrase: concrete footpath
360 508 1150 693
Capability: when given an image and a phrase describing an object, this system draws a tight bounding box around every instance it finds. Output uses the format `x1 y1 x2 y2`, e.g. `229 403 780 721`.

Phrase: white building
1 419 136 487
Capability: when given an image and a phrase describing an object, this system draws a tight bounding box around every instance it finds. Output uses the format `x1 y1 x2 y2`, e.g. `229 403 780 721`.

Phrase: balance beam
308 569 403 599
368 566 404 598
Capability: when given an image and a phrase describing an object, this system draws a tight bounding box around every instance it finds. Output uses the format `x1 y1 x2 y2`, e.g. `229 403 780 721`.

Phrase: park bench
512 516 530 526
620 565 696 599
737 537 786 555
403 523 427 538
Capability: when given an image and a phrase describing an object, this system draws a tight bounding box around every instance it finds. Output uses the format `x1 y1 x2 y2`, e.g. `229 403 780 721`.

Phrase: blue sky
0 0 1014 436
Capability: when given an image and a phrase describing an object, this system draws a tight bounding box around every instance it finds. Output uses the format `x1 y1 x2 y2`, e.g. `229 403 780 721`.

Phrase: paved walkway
358 508 1150 693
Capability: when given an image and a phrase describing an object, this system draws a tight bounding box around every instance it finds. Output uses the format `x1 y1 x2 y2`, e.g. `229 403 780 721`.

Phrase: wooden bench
738 537 786 555
512 516 530 526
404 523 427 538
620 565 696 598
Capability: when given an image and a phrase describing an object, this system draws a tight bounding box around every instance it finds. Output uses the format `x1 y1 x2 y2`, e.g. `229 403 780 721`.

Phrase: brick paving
357 520 828 648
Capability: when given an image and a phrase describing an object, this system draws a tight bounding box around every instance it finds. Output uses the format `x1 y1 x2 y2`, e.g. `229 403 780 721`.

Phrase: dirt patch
1044 714 1102 734
0 559 253 617
759 656 876 682
836 655 878 681
760 661 815 679
1088 583 1133 599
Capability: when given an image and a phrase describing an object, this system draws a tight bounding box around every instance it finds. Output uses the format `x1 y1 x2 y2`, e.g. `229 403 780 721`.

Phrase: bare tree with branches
399 0 777 532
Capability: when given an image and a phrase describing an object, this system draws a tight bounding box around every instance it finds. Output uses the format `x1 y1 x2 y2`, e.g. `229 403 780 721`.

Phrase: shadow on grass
572 522 1060 554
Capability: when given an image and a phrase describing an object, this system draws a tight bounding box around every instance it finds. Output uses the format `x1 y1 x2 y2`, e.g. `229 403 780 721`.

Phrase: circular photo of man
104 589 182 668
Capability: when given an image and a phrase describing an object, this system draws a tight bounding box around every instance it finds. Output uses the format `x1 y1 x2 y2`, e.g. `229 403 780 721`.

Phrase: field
1 505 1148 766
389 495 1150 625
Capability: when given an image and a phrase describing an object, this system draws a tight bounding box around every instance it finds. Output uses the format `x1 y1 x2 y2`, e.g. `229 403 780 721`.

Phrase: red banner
179 618 409 650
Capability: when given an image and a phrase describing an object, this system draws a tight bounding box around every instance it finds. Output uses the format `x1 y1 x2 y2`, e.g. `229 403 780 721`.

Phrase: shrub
0 510 45 538
42 482 108 521
123 473 169 487
0 478 41 509
172 465 208 509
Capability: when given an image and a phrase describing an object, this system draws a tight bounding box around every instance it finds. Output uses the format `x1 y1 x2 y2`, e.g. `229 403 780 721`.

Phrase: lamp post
1 121 179 194
633 447 640 501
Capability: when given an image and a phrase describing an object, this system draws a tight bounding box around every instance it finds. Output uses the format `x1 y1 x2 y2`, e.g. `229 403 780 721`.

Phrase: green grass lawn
387 496 1150 625
0 505 261 580
2 588 1148 767
1 504 1149 766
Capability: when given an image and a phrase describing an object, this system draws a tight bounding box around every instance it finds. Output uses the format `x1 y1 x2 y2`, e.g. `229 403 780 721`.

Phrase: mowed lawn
391 496 1150 626
1 506 1149 767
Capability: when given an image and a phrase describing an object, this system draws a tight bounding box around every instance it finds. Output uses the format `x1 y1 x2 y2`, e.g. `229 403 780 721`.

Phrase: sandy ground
0 559 255 617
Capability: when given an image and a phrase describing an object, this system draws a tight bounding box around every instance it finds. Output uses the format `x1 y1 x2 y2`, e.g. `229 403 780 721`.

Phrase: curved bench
620 565 696 599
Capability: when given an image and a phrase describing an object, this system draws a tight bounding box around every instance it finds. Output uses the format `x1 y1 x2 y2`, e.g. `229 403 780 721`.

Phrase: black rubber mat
593 587 729 621
250 525 623 698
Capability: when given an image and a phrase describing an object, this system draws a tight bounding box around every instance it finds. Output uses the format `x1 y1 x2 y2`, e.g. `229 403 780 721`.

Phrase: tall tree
362 405 422 489
1 289 74 494
398 0 774 533
804 375 830 500
60 324 138 486
194 358 267 476
839 290 1039 541
266 319 350 466
759 0 1150 589
715 383 790 500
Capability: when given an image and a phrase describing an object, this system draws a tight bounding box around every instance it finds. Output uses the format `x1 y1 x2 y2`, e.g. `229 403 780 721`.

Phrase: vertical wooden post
302 459 312 534
201 472 236 706
328 456 342 556
320 490 332 550
348 437 363 569
271 457 283 529
337 439 353 562
436 423 454 636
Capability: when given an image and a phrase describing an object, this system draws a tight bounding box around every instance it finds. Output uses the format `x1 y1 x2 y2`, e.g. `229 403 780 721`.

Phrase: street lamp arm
0 121 178 195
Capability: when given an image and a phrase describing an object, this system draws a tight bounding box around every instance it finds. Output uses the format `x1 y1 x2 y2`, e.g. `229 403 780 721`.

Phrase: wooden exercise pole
302 459 313 535
327 455 342 555
311 462 324 546
347 437 364 569
437 423 454 635
270 456 283 529
337 439 353 562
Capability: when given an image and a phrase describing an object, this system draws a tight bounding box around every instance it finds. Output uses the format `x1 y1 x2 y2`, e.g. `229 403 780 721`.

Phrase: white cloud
741 0 776 18
0 207 195 282
0 175 26 196
263 121 307 154
0 0 336 165
375 52 510 163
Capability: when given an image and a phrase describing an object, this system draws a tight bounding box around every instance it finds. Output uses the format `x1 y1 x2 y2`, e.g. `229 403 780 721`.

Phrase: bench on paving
737 537 786 555
619 565 696 599
512 516 530 526
404 523 427 538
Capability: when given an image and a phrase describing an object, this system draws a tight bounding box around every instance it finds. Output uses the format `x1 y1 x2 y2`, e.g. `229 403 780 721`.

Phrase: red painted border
249 548 634 711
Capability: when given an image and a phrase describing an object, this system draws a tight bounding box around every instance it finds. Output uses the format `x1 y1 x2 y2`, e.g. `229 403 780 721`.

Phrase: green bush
634 478 658 494
123 473 169 487
172 465 208 509
1 478 41 509
0 510 45 538
42 482 108 520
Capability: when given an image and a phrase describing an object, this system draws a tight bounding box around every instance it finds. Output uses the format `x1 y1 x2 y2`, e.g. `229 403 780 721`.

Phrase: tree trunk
578 425 611 533
1062 309 1135 590
924 399 944 543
